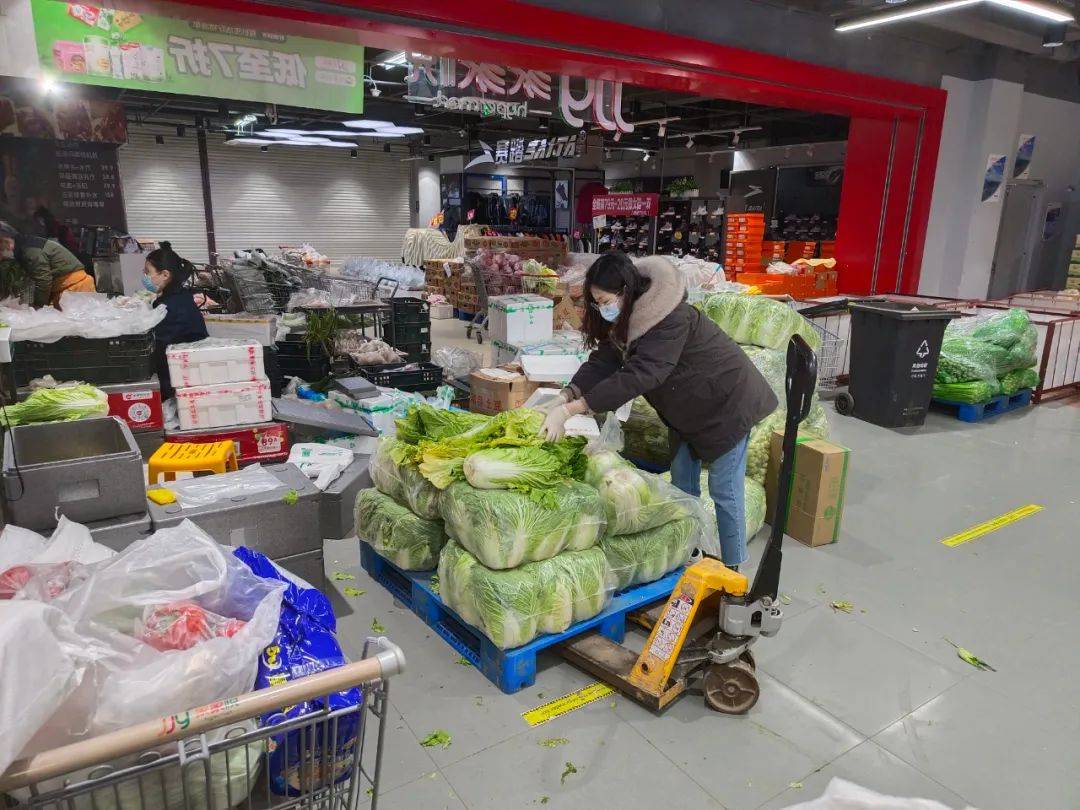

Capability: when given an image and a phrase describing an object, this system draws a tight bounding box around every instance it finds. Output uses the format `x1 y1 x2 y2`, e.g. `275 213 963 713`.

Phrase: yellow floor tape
940 504 1043 547
521 682 615 727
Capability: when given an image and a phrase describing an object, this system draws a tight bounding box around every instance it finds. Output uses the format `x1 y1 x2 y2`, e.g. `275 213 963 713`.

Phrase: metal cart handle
0 640 406 792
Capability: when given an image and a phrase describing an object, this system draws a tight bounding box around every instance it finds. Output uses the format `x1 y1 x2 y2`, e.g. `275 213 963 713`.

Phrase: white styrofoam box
203 313 278 347
488 294 554 345
167 338 266 387
175 379 272 431
492 331 589 368
429 303 454 320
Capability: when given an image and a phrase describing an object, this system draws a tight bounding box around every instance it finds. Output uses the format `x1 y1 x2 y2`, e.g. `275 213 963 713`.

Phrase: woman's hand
532 389 570 415
539 398 587 441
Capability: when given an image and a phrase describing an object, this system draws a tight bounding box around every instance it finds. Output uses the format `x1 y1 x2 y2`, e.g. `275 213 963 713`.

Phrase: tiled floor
329 326 1079 808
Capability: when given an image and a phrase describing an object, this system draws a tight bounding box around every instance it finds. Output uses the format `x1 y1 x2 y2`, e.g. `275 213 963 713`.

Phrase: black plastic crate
388 321 431 345
395 341 432 363
12 333 155 387
277 353 332 384
391 297 430 324
359 361 443 392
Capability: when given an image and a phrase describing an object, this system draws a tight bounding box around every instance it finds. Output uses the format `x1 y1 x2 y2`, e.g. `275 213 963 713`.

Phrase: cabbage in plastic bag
585 452 689 535
938 309 1038 382
438 540 614 649
369 439 442 519
439 480 605 569
601 517 693 590
698 293 821 350
745 477 767 540
355 489 446 570
621 397 670 467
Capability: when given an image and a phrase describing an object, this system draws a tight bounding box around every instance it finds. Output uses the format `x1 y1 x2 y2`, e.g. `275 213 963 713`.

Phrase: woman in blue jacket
143 241 208 399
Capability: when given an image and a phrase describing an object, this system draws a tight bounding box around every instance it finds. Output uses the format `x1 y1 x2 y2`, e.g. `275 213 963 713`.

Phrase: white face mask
598 298 622 323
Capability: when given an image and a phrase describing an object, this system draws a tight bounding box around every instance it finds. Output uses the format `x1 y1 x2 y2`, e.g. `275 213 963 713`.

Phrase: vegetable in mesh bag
439 480 605 569
437 540 613 649
0 384 108 426
1000 365 1039 395
698 293 821 350
601 517 694 590
932 378 1001 404
355 489 446 570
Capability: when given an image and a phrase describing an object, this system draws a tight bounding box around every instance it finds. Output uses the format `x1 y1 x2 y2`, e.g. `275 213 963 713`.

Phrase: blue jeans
669 436 750 567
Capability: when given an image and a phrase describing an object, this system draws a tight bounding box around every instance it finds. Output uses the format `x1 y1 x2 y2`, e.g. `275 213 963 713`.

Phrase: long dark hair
581 252 651 348
145 241 195 299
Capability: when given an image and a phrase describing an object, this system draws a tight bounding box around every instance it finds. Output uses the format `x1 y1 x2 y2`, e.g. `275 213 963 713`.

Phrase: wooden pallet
932 388 1033 423
360 544 681 694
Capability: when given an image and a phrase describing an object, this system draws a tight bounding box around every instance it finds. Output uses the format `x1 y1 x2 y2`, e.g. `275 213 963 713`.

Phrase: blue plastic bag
234 548 361 796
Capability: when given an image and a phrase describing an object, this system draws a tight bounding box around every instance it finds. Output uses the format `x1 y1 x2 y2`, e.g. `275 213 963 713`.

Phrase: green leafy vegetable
0 384 108 427
539 738 569 748
355 489 447 570
371 617 386 633
370 438 442 518
420 729 452 749
932 379 1001 404
830 600 854 613
1000 366 1039 395
343 586 366 597
560 762 578 784
429 573 440 594
601 518 693 590
281 490 299 506
439 480 605 569
456 656 472 666
438 540 613 649
945 638 996 671
463 445 581 507
395 403 489 445
331 571 355 581
588 458 690 536
698 293 821 351
621 398 670 468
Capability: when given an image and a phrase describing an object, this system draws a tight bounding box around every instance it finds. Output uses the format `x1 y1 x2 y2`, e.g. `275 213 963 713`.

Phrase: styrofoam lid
520 353 584 383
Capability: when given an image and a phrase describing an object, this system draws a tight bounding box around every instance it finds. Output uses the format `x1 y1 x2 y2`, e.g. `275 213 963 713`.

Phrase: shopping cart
0 637 406 810
808 321 847 394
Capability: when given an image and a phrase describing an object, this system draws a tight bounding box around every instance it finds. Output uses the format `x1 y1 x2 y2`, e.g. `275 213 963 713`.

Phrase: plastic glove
532 389 570 415
540 404 572 441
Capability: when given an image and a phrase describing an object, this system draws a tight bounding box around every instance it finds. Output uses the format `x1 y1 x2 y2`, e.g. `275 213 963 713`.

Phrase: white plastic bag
0 293 167 343
164 464 285 508
21 521 285 754
0 517 116 600
288 443 353 490
782 777 975 810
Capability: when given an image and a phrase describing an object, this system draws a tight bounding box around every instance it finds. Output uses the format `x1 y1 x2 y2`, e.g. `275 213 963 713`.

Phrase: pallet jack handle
746 334 817 605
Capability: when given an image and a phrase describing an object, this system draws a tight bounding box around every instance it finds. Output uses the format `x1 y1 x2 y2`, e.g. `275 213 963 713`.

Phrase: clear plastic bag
165 464 285 508
698 293 822 350
18 521 285 756
438 540 615 649
355 488 446 570
438 480 606 569
621 397 671 467
601 517 694 591
0 292 167 343
432 345 482 381
287 443 353 491
369 438 442 518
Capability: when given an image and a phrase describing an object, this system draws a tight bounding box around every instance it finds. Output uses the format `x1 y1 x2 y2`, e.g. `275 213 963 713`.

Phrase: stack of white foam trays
167 338 272 430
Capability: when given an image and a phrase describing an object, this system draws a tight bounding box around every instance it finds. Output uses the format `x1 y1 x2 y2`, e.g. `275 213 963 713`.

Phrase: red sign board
591 193 659 217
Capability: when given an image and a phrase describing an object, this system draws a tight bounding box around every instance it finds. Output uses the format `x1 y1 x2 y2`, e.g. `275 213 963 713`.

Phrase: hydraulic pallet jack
560 334 817 713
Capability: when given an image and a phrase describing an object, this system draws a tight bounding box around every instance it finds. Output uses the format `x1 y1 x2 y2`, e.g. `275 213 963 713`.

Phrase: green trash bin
846 301 959 428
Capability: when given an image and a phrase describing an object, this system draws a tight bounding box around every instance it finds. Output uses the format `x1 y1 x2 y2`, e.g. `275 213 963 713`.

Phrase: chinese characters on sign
166 36 309 88
591 193 660 218
493 132 587 165
55 144 123 222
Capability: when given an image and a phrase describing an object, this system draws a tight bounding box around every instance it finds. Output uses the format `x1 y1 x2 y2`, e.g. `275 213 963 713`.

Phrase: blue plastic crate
360 544 682 694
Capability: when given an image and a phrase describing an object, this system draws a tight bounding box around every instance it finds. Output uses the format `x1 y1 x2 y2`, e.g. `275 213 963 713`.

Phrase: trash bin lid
849 301 960 321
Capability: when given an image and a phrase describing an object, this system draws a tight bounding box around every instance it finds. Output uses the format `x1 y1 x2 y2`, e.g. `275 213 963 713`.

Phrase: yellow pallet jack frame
561 335 817 714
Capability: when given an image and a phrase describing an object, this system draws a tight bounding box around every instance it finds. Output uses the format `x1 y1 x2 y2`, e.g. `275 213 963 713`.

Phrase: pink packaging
52 41 87 74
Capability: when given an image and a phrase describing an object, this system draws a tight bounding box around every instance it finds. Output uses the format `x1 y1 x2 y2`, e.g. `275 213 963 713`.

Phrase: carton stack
471 293 555 415
785 241 818 263
166 338 273 432
818 240 837 260
761 240 787 265
449 268 479 315
723 213 765 273
423 258 462 297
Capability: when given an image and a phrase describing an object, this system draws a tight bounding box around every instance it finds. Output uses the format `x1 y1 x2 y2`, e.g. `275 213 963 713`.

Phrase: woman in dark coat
541 252 777 569
143 241 208 400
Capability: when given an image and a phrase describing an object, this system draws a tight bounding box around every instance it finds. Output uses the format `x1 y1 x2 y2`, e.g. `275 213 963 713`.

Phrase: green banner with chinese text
31 0 364 114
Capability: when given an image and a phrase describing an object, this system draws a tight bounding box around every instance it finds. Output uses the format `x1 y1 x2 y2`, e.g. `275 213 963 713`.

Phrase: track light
383 143 391 153
987 0 1073 21
687 137 694 149
658 123 666 137
642 151 651 163
837 0 978 31
428 154 435 162
260 145 268 153
176 125 186 137
604 148 612 159
613 131 622 142
350 148 358 158
1043 21 1067 45
155 134 164 145
731 132 741 146
538 119 549 131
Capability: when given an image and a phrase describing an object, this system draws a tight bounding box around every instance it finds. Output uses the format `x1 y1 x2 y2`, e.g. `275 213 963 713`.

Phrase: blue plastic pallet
932 388 1032 423
359 543 682 694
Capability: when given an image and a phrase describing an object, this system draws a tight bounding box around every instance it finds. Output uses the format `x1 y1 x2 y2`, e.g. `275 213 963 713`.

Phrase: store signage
0 91 127 143
559 77 634 134
407 55 552 120
30 0 365 114
591 193 659 217
466 131 586 169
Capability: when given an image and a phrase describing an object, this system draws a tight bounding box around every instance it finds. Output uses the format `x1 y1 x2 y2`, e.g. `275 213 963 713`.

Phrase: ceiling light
226 137 277 146
604 148 612 159
379 126 424 136
233 113 258 129
538 119 549 131
342 119 396 130
286 136 335 144
264 128 310 136
642 151 651 163
1043 21 1067 44
39 77 59 95
350 148 358 158
305 129 368 137
987 0 1072 21
658 123 666 137
379 51 409 67
836 0 979 32
351 131 406 139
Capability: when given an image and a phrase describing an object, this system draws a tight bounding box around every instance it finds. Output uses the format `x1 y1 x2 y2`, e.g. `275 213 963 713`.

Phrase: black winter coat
152 288 209 399
569 256 777 463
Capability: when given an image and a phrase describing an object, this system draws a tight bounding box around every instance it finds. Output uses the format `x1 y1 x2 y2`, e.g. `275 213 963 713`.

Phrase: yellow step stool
148 441 239 484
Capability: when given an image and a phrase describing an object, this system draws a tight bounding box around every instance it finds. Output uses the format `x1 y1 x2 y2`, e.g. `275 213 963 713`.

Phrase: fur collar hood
627 256 686 343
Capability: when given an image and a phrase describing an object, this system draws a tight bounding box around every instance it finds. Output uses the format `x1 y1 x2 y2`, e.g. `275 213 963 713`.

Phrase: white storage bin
203 314 278 346
488 294 554 345
167 338 266 387
429 303 454 320
175 379 272 430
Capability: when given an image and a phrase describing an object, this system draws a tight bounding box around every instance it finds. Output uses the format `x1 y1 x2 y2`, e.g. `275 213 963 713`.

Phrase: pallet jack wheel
834 390 854 416
475 330 484 345
702 659 760 714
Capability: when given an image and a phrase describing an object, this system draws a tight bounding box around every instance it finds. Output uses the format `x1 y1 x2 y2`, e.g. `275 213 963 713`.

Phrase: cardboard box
765 430 850 547
469 364 539 415
552 296 584 330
